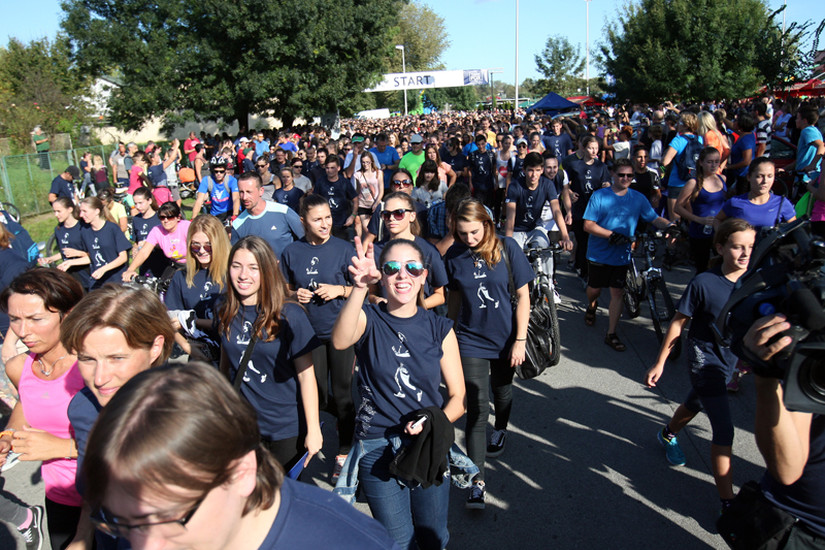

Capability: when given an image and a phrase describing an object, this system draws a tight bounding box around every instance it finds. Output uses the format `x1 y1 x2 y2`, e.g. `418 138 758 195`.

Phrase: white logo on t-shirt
393 365 422 401
477 282 499 309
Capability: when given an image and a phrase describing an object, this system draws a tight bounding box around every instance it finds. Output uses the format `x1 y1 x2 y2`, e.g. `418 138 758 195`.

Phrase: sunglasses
381 208 414 221
518 143 528 148
190 242 212 253
381 261 425 278
292 164 303 168
391 179 412 187
256 164 268 168
158 215 178 221
616 173 634 179
212 169 226 174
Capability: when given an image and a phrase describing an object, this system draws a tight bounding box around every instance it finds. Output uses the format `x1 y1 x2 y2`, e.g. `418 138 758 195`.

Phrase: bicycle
523 241 562 366
0 202 21 223
624 226 682 360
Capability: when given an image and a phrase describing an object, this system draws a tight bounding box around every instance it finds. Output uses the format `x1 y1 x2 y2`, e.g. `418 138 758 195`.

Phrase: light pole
514 0 519 113
585 0 591 97
395 44 407 117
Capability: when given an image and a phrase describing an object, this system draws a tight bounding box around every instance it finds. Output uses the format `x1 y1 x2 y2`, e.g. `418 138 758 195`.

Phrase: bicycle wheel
540 285 562 366
43 234 59 264
1 202 20 222
648 277 682 360
623 269 642 319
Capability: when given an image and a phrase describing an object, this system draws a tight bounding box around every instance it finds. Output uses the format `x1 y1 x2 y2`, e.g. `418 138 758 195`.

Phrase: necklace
37 354 67 377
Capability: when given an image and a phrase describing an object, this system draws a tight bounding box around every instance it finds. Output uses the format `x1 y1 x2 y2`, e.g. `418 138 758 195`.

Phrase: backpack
675 135 703 181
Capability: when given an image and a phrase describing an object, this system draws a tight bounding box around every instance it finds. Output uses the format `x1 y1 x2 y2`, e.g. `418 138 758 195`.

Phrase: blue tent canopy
525 92 579 115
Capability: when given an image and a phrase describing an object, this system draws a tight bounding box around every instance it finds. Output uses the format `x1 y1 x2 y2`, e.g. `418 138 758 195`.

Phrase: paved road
0 256 763 549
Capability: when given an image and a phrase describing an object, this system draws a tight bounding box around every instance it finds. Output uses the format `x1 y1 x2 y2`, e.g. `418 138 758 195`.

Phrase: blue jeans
359 444 450 550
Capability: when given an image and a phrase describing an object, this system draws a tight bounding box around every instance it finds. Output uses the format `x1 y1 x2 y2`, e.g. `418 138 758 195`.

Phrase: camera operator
743 314 825 548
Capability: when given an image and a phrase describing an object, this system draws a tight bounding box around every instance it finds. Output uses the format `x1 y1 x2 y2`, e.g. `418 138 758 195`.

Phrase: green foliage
599 0 818 103
754 8 824 89
393 1 450 72
534 35 586 97
0 37 93 151
423 86 478 111
60 0 402 132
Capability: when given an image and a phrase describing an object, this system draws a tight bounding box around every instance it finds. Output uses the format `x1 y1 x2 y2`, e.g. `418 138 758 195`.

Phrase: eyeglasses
517 143 528 148
292 164 303 169
256 164 268 168
381 208 414 221
381 261 425 278
158 215 178 221
616 173 634 179
190 242 212 253
391 179 412 188
91 497 204 539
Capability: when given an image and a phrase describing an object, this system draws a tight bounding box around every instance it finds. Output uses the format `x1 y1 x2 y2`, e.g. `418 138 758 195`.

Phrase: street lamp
395 44 407 117
585 0 591 97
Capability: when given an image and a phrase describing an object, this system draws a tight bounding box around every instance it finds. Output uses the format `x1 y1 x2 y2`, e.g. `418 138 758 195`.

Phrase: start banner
364 69 489 92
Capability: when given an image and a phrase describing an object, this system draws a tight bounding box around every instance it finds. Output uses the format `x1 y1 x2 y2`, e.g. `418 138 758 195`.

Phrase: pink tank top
18 353 85 506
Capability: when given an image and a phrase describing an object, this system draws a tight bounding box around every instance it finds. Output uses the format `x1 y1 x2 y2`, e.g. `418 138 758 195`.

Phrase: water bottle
703 224 713 235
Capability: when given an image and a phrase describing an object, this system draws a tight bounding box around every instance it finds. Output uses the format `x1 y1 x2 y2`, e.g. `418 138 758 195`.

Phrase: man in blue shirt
48 166 79 204
232 171 304 258
191 157 240 221
583 159 673 351
796 106 824 186
369 133 401 190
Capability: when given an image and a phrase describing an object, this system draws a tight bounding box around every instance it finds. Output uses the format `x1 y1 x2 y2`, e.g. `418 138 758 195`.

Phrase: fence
0 146 117 218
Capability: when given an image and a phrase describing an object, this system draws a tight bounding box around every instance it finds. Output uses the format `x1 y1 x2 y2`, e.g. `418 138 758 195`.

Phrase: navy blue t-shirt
676 266 737 371
280 237 355 340
562 154 612 216
1 210 37 264
221 302 320 441
147 164 167 187
505 177 559 232
0 248 30 334
132 212 168 277
54 221 90 287
354 303 451 439
542 132 574 159
80 222 132 290
165 268 222 319
467 149 496 191
49 175 75 201
274 187 304 214
259 477 400 549
313 176 358 227
444 237 534 359
372 236 447 302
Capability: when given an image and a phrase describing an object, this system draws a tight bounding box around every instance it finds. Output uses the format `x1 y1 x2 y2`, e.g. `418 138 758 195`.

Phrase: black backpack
675 135 703 181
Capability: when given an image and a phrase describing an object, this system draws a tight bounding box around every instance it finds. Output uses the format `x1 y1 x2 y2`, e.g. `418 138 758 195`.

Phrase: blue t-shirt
259 477 400 549
1 210 37 264
505 177 559 232
54 221 90 287
562 154 612 216
197 175 238 216
147 164 167 187
313 177 358 227
273 187 304 214
542 132 574 159
231 202 305 258
132 212 168 277
0 248 30 334
221 302 320 441
676 266 737 371
80 221 132 290
49 175 75 201
280 237 355 340
164 268 222 319
729 132 756 178
372 236 447 302
354 303 451 439
444 237 534 359
797 125 824 183
369 146 401 189
667 134 704 189
687 178 727 239
721 193 795 231
584 187 658 266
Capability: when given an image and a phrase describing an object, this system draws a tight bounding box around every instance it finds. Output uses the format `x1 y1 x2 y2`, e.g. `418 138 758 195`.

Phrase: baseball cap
65 166 80 179
409 134 424 144
351 133 366 143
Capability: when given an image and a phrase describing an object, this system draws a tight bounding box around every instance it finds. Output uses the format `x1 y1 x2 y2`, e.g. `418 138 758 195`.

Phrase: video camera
715 220 825 414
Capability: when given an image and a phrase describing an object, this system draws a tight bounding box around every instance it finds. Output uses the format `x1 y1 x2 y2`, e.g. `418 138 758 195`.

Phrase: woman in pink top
0 268 86 549
122 202 191 282
425 144 457 187
127 150 151 196
353 151 383 239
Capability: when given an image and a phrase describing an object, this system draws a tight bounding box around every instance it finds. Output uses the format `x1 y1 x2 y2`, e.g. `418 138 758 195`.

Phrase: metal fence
0 146 117 218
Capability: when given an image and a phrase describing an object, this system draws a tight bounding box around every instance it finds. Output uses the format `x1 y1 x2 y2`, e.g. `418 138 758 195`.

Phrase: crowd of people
0 95 823 550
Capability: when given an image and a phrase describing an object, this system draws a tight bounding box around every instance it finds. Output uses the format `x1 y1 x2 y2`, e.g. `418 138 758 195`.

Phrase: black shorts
357 206 373 216
587 261 628 289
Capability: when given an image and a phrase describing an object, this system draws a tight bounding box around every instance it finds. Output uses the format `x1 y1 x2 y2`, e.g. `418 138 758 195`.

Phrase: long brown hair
86 194 116 223
383 192 420 236
219 236 288 342
689 147 723 203
452 198 501 267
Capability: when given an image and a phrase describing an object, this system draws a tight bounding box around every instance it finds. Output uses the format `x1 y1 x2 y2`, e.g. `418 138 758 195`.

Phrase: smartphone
410 416 427 430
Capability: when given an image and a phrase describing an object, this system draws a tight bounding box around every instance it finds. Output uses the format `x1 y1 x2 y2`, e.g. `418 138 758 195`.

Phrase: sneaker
552 287 562 304
466 481 486 510
2 450 21 472
657 430 686 466
330 454 347 484
487 429 507 458
19 505 44 550
727 371 742 392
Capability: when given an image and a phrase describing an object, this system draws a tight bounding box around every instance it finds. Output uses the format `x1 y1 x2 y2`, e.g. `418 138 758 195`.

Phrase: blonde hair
452 199 501 267
185 215 230 291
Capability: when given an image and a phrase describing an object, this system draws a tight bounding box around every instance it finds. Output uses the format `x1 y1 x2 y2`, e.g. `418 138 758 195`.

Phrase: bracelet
515 337 527 341
0 429 15 439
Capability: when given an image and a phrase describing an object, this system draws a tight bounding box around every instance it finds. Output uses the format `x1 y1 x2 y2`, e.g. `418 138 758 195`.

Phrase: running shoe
727 371 742 392
466 480 486 510
657 430 686 466
2 450 21 472
553 287 562 304
19 505 44 550
331 454 347 484
487 429 507 457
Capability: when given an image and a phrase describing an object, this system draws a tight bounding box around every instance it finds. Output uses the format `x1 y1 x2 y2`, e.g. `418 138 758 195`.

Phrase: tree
599 0 821 102
534 35 586 97
423 86 478 111
0 37 93 151
60 0 401 132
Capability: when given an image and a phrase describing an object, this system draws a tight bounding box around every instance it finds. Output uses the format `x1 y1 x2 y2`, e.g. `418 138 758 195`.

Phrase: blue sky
4 0 819 84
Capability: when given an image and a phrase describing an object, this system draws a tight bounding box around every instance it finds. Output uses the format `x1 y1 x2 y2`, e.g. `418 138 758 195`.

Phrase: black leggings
45 498 81 550
570 217 589 277
261 436 304 473
689 236 713 274
312 341 356 455
461 355 515 482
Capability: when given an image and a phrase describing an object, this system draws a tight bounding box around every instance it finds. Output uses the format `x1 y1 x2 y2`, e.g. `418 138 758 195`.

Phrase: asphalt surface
0 253 764 550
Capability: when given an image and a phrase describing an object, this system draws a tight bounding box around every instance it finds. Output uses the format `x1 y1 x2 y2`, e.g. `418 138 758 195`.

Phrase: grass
23 211 58 244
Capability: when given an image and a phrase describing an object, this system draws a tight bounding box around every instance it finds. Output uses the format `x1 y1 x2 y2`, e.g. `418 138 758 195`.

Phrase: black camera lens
797 355 825 406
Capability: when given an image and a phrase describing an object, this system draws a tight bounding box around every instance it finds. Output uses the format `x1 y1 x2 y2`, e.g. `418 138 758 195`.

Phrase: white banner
364 69 489 92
